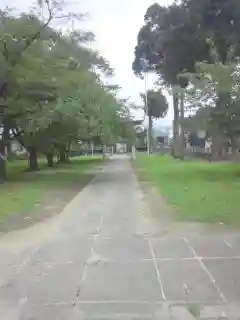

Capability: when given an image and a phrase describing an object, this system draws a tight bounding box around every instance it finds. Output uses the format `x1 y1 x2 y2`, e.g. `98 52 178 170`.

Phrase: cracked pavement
1 155 240 319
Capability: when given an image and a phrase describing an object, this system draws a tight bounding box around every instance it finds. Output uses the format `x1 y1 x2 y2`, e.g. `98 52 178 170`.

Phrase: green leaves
183 60 240 138
133 2 211 86
0 7 132 157
141 90 169 119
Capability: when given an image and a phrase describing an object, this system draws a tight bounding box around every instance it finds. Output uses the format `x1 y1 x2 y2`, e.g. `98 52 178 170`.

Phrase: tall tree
133 0 240 160
184 59 240 159
141 90 168 153
0 4 132 177
183 0 240 64
0 0 67 181
132 2 210 158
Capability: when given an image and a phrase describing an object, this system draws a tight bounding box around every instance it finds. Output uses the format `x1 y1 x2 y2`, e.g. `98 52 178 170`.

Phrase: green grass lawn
0 156 102 223
136 153 240 224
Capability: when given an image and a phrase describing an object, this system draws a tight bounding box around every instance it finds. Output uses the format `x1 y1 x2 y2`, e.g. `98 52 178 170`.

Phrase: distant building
135 129 147 151
116 142 127 153
153 127 170 147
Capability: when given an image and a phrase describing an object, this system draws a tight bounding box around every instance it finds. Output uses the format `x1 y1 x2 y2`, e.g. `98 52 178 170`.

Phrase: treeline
0 0 134 181
133 0 240 160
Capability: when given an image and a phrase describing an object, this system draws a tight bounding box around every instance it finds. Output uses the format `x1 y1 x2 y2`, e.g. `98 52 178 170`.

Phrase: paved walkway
1 155 240 319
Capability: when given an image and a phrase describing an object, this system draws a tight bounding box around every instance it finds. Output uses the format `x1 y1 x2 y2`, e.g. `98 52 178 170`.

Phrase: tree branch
20 0 53 56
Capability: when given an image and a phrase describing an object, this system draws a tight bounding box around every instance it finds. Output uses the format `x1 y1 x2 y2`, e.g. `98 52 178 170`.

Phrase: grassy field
0 156 102 225
136 153 240 224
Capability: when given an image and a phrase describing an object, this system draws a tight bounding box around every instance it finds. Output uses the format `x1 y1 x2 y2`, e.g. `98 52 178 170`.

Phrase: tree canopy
142 90 168 118
0 1 135 180
140 89 168 153
133 0 240 160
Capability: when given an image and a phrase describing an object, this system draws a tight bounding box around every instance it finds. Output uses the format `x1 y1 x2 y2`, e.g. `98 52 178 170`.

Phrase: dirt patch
0 174 94 233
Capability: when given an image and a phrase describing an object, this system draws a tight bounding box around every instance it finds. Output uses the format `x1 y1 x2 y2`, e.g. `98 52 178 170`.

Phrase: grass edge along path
0 156 102 228
135 153 240 225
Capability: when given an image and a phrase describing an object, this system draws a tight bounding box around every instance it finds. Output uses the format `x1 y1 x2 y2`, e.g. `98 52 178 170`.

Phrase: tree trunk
66 142 71 160
211 92 228 161
0 120 9 182
179 89 185 160
172 90 180 158
6 140 11 155
0 139 6 183
231 136 240 161
102 145 106 160
211 133 223 161
28 147 38 171
59 145 67 163
46 152 54 167
148 115 153 154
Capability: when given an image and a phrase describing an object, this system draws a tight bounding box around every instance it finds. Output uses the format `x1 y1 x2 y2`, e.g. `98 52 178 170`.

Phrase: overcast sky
82 0 174 128
1 0 174 128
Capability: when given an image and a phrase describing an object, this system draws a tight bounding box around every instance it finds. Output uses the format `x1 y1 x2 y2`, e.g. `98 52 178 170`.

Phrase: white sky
1 0 174 128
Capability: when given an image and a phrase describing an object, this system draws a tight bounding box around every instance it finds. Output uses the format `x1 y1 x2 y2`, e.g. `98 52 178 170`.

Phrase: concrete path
1 155 240 319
